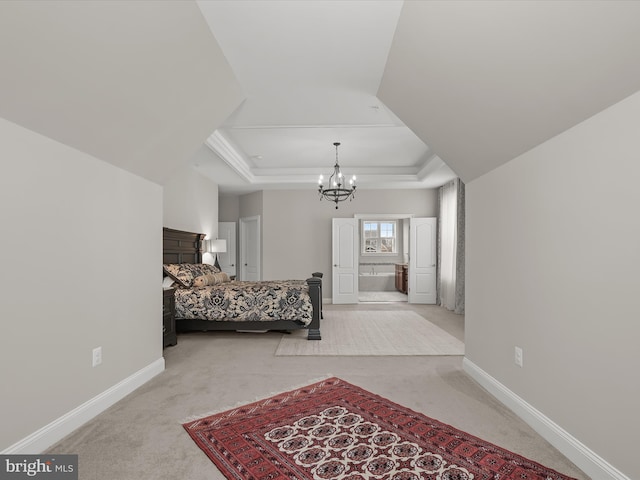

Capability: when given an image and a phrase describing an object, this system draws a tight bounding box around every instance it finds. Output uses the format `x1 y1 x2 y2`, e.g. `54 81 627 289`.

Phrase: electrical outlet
514 346 523 368
92 346 102 367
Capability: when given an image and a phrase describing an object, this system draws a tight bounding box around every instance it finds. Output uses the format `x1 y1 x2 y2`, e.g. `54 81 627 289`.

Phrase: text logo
0 455 77 480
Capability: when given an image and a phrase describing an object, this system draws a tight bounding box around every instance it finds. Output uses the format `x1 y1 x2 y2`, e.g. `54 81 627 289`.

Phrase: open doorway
332 215 436 305
356 214 410 304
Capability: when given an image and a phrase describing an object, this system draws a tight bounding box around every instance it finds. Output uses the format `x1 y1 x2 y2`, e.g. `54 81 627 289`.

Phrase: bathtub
359 268 396 292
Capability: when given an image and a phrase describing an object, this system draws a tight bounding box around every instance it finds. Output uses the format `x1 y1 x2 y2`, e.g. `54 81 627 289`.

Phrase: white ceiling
195 0 640 195
0 1 244 185
379 1 640 183
195 0 457 194
3 1 639 193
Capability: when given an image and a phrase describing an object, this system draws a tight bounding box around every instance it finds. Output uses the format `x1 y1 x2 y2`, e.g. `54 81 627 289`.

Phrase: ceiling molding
252 166 419 177
416 155 446 181
205 128 453 189
224 123 401 130
205 131 255 183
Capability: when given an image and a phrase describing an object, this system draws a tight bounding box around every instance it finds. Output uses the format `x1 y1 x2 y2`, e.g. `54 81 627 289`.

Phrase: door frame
332 218 359 304
218 222 237 278
335 214 436 304
408 217 437 304
239 215 261 281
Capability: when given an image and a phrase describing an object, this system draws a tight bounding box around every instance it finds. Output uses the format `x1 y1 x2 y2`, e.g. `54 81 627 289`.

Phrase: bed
163 227 321 340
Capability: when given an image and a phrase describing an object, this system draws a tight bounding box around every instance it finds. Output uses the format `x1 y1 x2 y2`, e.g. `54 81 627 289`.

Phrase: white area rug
275 310 464 356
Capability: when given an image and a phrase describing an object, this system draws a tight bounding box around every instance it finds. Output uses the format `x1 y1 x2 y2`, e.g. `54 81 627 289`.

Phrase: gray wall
163 166 220 266
0 1 244 185
239 191 264 219
0 0 241 455
261 189 437 294
219 195 240 222
0 118 162 451
465 91 640 479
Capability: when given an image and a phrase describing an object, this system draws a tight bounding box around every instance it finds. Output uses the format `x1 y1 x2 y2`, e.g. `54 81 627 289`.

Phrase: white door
332 218 359 304
239 215 260 281
218 222 237 278
409 217 437 304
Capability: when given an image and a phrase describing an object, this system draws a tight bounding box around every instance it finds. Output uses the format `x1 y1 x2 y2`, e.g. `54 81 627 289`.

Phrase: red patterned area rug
183 377 577 480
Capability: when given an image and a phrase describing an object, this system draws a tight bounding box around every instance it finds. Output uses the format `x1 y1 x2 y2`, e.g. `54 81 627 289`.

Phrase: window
362 220 396 254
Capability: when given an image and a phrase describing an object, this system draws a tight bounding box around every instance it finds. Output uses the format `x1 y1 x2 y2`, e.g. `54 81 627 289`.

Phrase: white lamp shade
207 239 227 253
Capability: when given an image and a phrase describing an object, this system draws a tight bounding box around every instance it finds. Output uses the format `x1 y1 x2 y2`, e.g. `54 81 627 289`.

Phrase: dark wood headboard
163 227 205 264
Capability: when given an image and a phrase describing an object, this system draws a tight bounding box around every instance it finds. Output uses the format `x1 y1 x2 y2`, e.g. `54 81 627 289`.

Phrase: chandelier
318 142 356 209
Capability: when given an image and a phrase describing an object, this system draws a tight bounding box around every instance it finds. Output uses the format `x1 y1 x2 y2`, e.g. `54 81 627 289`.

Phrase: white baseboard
462 358 630 480
2 357 165 454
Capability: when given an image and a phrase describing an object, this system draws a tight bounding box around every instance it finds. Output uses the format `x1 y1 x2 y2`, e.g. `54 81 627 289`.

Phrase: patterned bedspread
174 280 313 325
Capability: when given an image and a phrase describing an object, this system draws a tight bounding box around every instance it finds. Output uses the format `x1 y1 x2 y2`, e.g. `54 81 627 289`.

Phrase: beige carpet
275 310 465 356
46 303 588 480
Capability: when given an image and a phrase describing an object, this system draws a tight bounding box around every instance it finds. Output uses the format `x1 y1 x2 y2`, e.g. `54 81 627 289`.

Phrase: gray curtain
436 178 465 314
454 180 465 314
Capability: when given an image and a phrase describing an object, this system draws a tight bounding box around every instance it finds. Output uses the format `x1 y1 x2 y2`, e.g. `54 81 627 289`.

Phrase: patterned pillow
197 263 221 276
193 272 231 288
163 263 220 288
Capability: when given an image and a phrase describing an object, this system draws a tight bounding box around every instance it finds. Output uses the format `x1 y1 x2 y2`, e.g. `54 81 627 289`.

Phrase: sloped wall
465 92 640 479
0 118 162 451
163 165 219 267
0 1 244 184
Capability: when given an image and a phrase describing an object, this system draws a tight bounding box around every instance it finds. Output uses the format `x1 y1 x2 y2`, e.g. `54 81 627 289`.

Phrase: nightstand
162 287 177 348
